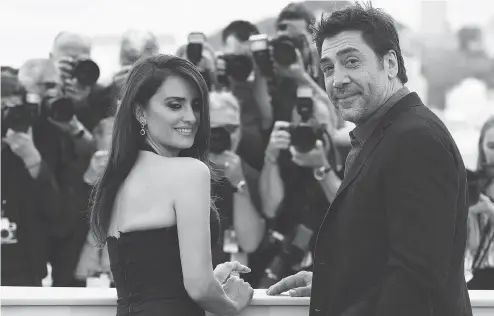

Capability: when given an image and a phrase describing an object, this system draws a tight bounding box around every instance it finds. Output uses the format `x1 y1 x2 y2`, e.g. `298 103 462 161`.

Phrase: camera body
186 32 207 66
249 33 307 77
1 217 18 245
42 96 75 122
2 92 40 136
258 224 314 288
280 86 324 153
216 53 254 84
210 126 232 154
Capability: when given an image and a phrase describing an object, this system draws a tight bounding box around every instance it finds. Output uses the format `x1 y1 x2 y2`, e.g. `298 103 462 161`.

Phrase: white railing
1 287 493 316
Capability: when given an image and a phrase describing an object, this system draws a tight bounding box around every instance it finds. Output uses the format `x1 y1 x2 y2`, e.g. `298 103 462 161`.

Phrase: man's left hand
64 77 91 103
211 151 245 186
290 140 329 169
3 128 42 168
48 115 85 136
275 48 307 84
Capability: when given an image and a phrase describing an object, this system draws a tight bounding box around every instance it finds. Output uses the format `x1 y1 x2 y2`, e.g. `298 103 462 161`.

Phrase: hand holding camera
211 150 245 186
55 56 99 103
266 121 292 162
3 128 42 169
290 139 329 169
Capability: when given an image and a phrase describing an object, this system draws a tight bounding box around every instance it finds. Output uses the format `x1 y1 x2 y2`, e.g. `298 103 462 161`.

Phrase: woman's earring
140 120 146 136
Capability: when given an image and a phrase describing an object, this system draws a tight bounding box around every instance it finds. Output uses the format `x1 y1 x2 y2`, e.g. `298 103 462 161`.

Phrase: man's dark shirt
345 87 410 177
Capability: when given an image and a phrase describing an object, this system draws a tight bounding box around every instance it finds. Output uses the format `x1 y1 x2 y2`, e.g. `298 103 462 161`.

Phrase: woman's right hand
265 121 291 161
223 275 254 314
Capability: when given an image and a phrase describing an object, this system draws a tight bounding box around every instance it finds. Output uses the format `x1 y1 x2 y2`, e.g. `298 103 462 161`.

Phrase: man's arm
374 126 459 315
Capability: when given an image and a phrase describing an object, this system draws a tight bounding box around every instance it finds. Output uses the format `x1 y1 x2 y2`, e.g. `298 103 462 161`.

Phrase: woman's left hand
470 194 494 219
213 261 251 284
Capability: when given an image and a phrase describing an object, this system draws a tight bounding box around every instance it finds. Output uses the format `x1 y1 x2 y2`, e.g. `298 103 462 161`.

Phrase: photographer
255 85 342 288
208 91 265 270
221 20 271 170
29 32 109 287
466 116 494 289
176 33 217 91
1 70 61 286
101 29 160 116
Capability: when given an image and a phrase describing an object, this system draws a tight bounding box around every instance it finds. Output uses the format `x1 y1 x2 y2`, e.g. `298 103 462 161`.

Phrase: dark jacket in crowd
310 92 472 316
33 86 110 286
1 146 61 286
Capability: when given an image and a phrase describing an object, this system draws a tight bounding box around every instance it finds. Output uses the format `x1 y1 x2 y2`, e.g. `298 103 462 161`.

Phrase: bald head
51 31 92 62
120 29 159 66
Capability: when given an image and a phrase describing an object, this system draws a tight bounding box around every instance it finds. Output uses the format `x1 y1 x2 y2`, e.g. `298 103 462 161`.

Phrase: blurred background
2 0 493 168
2 0 494 291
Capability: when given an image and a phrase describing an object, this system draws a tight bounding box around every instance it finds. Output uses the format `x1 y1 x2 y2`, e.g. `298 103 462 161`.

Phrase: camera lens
72 59 100 86
224 54 253 82
272 37 297 66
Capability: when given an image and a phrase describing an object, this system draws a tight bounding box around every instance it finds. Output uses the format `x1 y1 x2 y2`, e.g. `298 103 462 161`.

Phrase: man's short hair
312 1 408 84
276 2 315 31
221 20 259 43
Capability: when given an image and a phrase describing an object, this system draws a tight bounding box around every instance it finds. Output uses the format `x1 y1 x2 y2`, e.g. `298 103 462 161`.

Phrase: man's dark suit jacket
310 92 472 316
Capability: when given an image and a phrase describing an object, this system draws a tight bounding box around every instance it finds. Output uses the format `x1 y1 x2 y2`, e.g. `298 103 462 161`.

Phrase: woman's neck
144 137 178 158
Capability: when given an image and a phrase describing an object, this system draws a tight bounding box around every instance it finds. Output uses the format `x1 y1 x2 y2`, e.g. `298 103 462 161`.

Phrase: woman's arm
173 158 242 316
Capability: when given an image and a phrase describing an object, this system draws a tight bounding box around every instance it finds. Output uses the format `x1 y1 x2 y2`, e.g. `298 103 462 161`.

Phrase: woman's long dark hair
477 116 494 193
90 54 216 247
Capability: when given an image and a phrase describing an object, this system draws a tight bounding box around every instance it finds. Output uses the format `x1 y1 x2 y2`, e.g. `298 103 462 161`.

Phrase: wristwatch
313 165 332 181
232 180 246 193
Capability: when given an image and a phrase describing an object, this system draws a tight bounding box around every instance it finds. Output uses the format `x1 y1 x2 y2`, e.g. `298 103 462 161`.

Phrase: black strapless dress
108 227 210 315
107 145 221 315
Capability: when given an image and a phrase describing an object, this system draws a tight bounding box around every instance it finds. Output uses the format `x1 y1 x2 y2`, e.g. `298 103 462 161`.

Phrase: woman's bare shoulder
151 157 210 184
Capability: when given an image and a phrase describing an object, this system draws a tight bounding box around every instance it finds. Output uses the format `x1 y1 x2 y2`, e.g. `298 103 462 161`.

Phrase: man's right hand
265 121 291 161
266 271 312 297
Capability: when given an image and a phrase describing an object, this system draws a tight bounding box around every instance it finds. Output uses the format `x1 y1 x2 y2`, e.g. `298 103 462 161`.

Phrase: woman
466 116 494 289
89 54 253 315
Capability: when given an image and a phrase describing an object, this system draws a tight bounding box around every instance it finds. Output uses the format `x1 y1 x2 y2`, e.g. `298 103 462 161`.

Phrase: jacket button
315 308 321 312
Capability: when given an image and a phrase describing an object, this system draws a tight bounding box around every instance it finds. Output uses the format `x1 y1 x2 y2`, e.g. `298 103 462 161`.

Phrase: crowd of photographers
2 2 493 290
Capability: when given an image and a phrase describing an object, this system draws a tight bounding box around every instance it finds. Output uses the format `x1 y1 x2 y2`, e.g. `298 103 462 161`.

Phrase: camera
249 34 276 80
280 86 324 153
270 34 306 66
42 96 75 122
258 224 314 288
1 92 40 135
210 126 232 154
70 59 100 86
1 217 18 244
217 53 254 83
186 32 207 66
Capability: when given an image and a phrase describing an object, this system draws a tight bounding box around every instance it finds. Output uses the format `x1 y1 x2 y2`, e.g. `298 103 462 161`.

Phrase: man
36 31 106 287
1 70 61 286
267 3 472 316
221 20 270 171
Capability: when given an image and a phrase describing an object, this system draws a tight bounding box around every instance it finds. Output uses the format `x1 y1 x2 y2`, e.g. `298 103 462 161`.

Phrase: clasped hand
214 261 254 312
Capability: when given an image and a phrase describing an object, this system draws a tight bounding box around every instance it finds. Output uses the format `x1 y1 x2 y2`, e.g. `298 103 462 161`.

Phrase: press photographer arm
259 121 289 218
3 129 61 221
289 140 341 203
252 66 274 130
227 157 266 253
